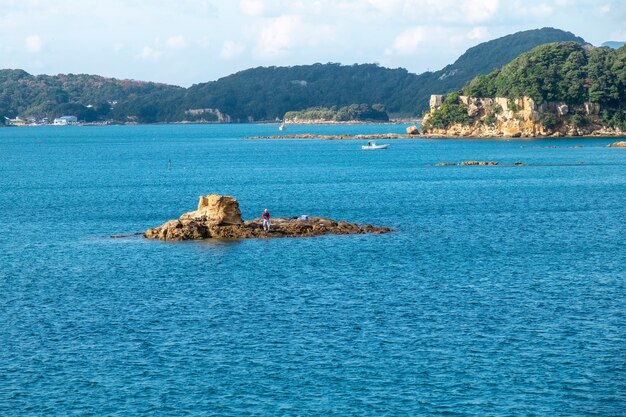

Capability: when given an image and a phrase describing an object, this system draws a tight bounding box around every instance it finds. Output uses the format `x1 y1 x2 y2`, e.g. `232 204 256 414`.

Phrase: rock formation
406 125 420 135
607 141 626 147
458 161 498 166
422 94 625 138
436 161 499 166
248 133 412 140
180 194 243 225
145 194 392 241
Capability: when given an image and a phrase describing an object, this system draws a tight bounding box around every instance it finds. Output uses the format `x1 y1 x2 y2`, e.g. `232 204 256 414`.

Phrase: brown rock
144 197 392 241
180 194 243 225
406 125 420 135
459 161 499 166
467 104 480 117
607 141 626 147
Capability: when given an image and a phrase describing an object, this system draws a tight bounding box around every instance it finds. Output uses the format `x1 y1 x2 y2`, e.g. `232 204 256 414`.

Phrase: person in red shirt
262 208 271 231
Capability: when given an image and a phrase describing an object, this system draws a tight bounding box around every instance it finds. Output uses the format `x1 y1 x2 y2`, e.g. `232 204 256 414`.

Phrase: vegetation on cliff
284 104 389 122
461 42 626 129
420 93 470 129
424 42 626 134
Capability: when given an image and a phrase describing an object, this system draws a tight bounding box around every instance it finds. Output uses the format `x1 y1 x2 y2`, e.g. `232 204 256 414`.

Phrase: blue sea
1 124 625 416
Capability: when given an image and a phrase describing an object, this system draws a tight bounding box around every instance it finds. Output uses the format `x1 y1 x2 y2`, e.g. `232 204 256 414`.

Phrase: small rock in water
406 125 420 135
458 161 499 166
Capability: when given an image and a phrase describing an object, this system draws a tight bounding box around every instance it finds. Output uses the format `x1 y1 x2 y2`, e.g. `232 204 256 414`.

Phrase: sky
1 0 624 87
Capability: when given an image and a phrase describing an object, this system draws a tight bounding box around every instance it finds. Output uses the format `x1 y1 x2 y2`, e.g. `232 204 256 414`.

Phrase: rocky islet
144 194 392 241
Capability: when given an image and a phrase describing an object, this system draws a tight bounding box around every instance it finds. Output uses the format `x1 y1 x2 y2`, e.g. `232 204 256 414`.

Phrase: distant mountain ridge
1 27 587 124
602 41 626 49
425 27 586 95
177 28 586 121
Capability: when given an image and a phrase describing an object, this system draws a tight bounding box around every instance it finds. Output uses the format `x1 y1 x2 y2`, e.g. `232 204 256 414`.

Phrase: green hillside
427 42 626 131
463 42 625 107
417 27 586 102
1 28 587 124
0 69 182 123
180 27 585 121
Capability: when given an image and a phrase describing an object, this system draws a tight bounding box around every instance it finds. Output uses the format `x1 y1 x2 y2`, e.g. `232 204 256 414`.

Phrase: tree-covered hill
463 42 625 106
180 27 586 121
1 27 588 124
425 42 626 132
417 28 586 104
284 104 389 122
0 69 183 122
182 63 413 122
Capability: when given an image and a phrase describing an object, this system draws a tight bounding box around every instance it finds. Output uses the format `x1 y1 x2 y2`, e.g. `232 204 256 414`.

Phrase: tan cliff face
423 95 623 138
179 194 243 225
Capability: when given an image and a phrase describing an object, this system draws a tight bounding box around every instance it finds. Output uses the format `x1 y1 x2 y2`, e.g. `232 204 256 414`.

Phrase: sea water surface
0 124 625 416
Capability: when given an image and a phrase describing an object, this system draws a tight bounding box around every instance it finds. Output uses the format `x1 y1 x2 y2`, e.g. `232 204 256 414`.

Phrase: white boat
361 141 389 150
279 121 286 131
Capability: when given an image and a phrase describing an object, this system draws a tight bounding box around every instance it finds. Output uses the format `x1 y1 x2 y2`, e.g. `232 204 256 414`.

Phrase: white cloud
256 15 299 57
167 35 188 49
387 27 427 56
25 35 42 53
3 0 626 86
365 0 403 15
220 40 245 59
459 0 500 23
240 0 265 16
138 46 161 61
522 2 554 17
467 26 489 40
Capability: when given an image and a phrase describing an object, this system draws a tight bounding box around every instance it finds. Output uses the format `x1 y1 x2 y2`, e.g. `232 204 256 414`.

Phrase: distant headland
421 42 626 138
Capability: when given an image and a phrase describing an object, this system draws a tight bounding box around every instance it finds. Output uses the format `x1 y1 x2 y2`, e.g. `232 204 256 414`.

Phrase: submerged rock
458 161 499 166
145 194 393 241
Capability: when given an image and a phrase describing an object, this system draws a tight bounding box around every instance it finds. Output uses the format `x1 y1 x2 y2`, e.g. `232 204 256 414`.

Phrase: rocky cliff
145 194 392 241
422 94 624 138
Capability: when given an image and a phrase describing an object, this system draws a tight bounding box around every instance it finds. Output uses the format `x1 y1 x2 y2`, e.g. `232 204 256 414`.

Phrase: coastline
4 121 626 140
2 119 420 128
248 133 626 140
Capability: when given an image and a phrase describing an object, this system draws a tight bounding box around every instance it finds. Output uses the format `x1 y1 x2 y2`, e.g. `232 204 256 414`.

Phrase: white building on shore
53 116 78 125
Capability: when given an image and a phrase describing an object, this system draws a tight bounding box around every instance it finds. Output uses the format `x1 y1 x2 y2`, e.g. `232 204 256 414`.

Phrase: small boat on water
279 121 286 131
361 141 390 150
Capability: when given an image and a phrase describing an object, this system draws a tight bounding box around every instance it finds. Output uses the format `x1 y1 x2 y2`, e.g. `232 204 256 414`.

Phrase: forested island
1 28 589 125
284 104 389 123
422 42 626 137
